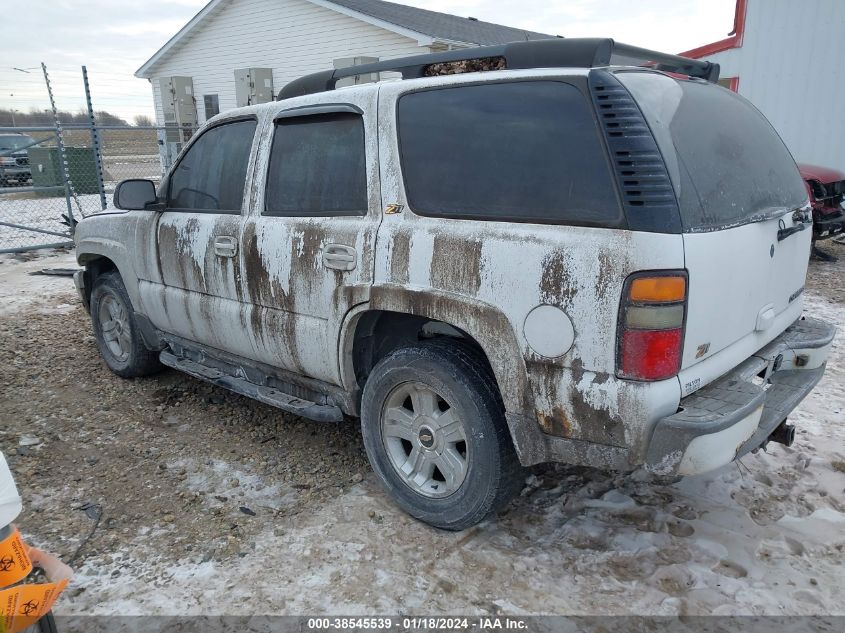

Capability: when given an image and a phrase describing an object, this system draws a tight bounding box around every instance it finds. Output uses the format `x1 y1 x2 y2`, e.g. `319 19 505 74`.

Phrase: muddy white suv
73 39 835 530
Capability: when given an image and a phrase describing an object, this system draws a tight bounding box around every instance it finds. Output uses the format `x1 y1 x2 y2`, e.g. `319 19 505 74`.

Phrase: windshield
0 135 34 151
617 72 807 232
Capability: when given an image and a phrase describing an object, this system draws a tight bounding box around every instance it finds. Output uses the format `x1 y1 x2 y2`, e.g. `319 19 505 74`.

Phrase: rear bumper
646 316 835 476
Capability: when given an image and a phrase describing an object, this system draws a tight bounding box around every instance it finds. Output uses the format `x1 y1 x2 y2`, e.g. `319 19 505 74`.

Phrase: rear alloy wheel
381 381 469 498
361 340 524 530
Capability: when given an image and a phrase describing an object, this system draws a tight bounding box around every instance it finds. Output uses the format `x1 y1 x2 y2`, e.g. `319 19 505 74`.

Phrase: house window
203 94 220 119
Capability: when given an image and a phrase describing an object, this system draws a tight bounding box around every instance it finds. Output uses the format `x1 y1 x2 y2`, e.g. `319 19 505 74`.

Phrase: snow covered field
0 152 160 251
0 247 843 617
0 193 100 251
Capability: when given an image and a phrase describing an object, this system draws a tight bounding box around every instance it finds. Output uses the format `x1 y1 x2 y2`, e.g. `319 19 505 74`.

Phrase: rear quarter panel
375 74 686 453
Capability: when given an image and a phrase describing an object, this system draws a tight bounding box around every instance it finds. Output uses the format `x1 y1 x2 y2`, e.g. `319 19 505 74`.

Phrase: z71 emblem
695 343 710 359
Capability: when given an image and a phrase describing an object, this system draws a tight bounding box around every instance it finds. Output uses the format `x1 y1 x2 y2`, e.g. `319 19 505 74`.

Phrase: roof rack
278 38 720 99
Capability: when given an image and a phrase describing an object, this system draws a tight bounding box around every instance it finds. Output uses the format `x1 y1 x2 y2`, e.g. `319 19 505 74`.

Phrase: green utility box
29 147 100 197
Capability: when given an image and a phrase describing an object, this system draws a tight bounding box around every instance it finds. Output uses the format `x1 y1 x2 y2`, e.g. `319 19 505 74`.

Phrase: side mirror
114 179 158 210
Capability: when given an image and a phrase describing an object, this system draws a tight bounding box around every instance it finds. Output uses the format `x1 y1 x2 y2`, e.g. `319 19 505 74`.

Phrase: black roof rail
278 38 720 100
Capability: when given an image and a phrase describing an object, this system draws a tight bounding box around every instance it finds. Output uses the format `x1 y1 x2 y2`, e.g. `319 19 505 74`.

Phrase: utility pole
10 66 31 127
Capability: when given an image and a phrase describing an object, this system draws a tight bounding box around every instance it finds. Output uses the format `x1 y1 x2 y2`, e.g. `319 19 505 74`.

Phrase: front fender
74 213 142 310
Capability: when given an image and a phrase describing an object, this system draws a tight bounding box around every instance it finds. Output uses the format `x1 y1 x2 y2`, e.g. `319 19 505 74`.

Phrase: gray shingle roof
326 0 555 45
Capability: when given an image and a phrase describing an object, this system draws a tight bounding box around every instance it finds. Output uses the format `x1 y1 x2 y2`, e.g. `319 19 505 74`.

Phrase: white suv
73 39 835 530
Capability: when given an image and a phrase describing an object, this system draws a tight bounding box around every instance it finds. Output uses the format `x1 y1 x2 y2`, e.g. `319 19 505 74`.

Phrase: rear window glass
265 113 367 216
397 81 621 226
617 72 807 232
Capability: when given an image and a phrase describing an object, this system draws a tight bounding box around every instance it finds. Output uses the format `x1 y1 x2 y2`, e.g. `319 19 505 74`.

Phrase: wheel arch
76 238 141 310
339 286 532 418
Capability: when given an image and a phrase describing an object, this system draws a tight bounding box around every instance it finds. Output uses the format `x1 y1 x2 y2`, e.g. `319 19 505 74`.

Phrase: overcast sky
2 0 736 122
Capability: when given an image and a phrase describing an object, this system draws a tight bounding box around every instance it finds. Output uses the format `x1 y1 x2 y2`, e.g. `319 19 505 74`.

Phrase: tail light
617 271 687 381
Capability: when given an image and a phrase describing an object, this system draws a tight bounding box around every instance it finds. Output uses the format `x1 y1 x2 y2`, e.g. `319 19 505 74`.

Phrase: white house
136 0 551 132
681 0 845 172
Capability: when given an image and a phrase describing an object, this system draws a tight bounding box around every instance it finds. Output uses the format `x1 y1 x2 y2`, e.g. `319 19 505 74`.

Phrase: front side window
397 81 621 226
264 113 367 216
168 118 256 212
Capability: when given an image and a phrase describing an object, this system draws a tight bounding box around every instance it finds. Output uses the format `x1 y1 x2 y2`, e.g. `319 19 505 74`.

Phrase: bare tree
0 108 128 126
133 114 154 127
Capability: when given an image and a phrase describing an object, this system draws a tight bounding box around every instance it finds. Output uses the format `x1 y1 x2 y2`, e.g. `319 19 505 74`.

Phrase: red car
798 163 845 259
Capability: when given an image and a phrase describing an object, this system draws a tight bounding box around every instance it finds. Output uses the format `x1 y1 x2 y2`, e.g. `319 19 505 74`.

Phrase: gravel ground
0 243 843 616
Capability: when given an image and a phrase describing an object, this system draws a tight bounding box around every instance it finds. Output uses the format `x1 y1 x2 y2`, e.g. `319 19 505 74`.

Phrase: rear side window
617 72 807 232
168 119 256 212
397 81 621 226
265 113 367 216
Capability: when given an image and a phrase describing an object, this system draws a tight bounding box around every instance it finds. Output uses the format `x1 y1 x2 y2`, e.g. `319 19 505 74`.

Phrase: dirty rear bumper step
159 350 344 423
646 316 835 475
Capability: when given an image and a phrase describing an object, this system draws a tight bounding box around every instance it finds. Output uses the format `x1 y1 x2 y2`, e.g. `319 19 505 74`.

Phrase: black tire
18 610 58 633
90 271 162 378
38 611 58 633
361 339 524 530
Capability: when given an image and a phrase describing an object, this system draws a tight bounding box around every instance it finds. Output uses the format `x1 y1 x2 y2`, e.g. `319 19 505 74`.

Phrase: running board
159 350 344 423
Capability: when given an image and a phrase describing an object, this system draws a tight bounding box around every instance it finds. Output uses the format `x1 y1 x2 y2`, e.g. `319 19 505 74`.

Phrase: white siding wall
146 0 426 124
703 0 845 171
150 80 164 127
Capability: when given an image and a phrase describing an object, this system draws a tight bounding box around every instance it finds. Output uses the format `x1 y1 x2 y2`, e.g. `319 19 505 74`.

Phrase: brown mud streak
528 358 575 439
240 221 297 369
596 251 616 297
158 218 204 332
176 216 206 293
540 251 578 306
570 385 626 446
241 222 288 309
157 222 186 290
537 407 574 437
389 231 411 286
529 358 626 446
429 234 482 295
285 224 329 374
369 286 532 415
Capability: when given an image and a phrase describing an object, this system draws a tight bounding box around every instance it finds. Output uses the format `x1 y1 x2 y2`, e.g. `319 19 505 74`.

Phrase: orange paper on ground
0 579 68 633
0 529 32 589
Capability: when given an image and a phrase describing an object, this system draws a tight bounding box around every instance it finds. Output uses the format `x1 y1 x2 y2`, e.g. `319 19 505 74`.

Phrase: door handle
322 244 357 271
214 236 238 257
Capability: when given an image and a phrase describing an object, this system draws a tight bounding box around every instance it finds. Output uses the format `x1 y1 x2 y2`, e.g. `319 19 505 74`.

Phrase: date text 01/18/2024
306 617 529 630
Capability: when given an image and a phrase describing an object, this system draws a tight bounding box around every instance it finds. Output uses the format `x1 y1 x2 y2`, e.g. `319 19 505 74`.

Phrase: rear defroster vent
589 70 681 233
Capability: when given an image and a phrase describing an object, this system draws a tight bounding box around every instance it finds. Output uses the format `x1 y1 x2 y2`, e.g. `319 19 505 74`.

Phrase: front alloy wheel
97 292 132 363
89 271 162 378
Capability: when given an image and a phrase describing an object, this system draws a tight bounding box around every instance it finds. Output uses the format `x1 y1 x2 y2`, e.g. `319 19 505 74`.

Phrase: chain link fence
0 64 197 253
0 125 198 252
